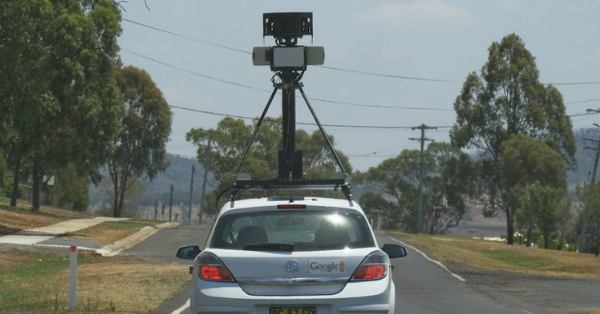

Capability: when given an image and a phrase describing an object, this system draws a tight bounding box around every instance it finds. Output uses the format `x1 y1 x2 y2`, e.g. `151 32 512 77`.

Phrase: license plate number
270 307 316 314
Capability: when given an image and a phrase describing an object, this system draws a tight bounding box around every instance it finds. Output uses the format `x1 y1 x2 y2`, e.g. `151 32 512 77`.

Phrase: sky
117 0 600 172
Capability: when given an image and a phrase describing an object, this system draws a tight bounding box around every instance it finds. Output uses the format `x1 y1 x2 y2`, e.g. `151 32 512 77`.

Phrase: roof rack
216 173 353 208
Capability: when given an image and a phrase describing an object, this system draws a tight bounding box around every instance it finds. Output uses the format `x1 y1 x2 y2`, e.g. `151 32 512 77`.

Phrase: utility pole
199 131 213 225
188 164 195 225
169 184 173 222
409 124 437 234
580 116 600 252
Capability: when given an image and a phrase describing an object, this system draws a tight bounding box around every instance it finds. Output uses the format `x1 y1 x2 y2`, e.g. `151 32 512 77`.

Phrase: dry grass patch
0 207 63 235
0 200 92 236
0 250 190 313
76 258 190 312
394 232 600 278
68 221 161 245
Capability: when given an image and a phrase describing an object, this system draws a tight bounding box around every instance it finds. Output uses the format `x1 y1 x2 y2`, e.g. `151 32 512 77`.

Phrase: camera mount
226 12 351 205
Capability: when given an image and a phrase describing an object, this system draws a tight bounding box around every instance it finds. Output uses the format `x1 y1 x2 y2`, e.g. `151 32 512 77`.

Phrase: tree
106 66 172 217
354 149 425 232
579 183 600 256
186 117 352 215
450 33 576 244
518 181 564 249
53 164 91 212
355 143 478 234
357 192 397 229
0 0 124 210
556 198 574 251
425 142 480 234
502 134 567 246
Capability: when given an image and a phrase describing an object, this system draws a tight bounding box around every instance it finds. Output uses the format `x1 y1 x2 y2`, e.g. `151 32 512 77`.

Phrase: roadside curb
98 222 179 256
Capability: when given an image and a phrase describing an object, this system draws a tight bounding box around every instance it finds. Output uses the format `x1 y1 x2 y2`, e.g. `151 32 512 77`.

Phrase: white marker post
69 246 77 312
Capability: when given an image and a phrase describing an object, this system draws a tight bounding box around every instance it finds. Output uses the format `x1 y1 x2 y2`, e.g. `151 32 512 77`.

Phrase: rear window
210 210 375 251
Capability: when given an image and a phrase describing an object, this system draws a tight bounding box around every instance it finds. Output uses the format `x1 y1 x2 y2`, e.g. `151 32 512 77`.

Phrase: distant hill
89 153 213 208
90 128 596 210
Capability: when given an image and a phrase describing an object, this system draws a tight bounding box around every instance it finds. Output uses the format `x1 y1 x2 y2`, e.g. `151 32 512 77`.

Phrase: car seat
237 226 268 247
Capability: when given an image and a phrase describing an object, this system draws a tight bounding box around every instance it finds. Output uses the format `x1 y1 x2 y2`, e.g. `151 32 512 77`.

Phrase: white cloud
356 0 476 28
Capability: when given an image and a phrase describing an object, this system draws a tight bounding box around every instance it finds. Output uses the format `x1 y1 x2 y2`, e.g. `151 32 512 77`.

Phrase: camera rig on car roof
219 12 353 207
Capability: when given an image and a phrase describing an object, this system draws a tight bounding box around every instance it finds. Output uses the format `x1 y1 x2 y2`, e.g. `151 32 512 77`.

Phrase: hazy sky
117 0 600 172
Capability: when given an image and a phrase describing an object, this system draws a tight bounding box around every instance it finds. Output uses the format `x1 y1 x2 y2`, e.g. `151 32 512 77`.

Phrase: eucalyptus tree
0 0 124 210
354 149 425 232
450 34 575 244
107 66 172 218
424 142 480 234
356 143 478 234
186 116 352 215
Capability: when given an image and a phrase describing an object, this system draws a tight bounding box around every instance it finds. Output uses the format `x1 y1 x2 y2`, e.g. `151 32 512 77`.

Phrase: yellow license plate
270 307 316 314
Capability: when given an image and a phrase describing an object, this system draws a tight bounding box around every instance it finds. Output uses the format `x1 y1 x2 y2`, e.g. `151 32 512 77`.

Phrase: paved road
129 225 600 314
379 233 528 314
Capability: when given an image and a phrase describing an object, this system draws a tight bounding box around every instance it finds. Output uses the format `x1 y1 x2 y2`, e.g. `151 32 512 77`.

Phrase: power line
123 48 451 111
122 48 268 93
123 19 251 55
315 65 456 83
168 104 452 130
567 98 600 105
122 18 600 86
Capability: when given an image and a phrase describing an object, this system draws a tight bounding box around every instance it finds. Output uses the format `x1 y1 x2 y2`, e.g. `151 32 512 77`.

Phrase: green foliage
577 183 600 255
450 33 576 244
356 142 479 234
106 66 172 217
0 150 6 197
53 163 91 211
518 181 564 249
186 117 351 216
0 0 125 210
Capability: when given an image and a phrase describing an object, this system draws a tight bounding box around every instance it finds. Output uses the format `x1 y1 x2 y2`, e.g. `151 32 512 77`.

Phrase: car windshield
210 210 375 251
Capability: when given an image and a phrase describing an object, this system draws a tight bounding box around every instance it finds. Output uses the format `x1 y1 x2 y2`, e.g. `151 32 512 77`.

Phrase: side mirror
176 245 202 260
382 244 407 258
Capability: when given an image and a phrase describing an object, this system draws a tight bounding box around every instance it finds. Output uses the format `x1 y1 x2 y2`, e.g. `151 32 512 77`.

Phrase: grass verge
393 232 600 278
65 220 162 245
0 249 190 313
0 200 92 236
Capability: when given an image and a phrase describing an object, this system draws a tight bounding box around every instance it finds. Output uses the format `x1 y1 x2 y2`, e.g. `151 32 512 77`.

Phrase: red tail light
197 252 235 282
351 251 389 281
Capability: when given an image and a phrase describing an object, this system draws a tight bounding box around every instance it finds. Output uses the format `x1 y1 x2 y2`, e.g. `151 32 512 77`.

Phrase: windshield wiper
243 243 294 252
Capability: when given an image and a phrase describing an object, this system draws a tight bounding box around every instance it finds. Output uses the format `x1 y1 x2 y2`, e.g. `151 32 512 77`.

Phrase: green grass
0 252 98 313
393 232 600 278
480 250 555 269
0 195 11 204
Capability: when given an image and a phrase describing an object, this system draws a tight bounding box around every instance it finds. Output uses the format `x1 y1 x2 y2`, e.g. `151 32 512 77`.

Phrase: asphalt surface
127 225 600 314
121 224 211 314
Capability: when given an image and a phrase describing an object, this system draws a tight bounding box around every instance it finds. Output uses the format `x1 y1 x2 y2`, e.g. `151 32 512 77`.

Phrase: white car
177 196 407 314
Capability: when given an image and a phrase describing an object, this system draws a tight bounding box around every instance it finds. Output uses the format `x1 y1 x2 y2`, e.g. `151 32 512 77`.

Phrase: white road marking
389 236 466 282
521 309 535 314
172 299 190 314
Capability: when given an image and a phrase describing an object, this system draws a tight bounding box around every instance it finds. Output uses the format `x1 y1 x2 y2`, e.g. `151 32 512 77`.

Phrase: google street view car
176 12 407 314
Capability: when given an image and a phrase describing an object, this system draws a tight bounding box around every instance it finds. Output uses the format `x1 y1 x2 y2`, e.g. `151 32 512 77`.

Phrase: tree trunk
544 232 550 249
596 227 600 257
10 151 21 207
32 151 40 212
112 173 120 218
558 232 564 251
506 208 514 245
526 227 532 247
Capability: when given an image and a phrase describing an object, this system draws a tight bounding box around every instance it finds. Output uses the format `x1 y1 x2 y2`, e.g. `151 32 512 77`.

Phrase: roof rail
216 173 353 209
